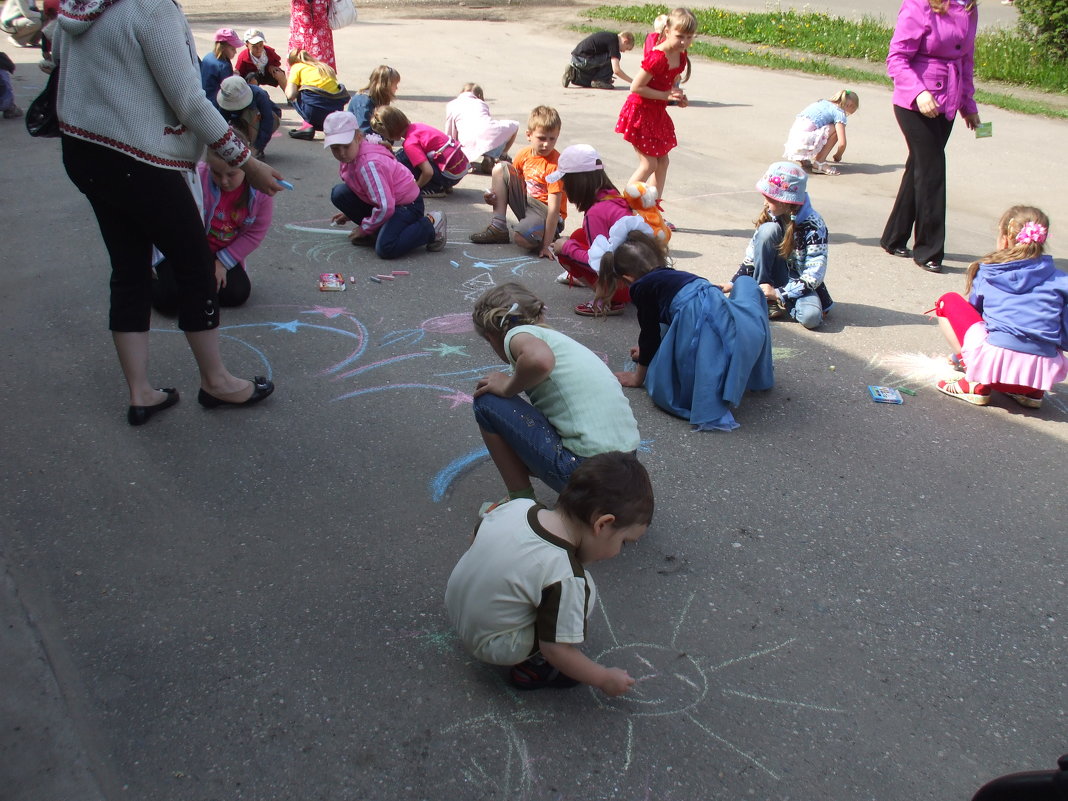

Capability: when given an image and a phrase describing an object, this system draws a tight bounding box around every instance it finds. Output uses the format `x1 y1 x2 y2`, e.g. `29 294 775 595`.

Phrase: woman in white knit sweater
55 0 285 424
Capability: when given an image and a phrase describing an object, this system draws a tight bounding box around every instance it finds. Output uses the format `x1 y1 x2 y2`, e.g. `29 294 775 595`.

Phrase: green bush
1016 0 1068 60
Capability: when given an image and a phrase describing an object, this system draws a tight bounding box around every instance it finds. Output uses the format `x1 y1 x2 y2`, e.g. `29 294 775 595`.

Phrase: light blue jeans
749 221 824 330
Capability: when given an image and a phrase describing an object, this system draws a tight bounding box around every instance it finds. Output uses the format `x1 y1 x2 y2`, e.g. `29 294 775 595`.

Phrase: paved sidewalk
1 8 1064 801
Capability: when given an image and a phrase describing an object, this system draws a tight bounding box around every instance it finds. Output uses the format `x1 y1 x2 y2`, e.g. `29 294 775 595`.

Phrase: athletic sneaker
426 211 448 252
936 377 991 406
561 65 574 88
421 186 447 199
1005 390 1044 409
767 300 788 319
575 300 625 317
556 271 574 285
470 224 510 245
510 654 580 690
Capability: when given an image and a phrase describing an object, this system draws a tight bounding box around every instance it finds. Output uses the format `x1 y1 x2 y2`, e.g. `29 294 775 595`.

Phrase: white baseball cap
545 144 602 183
323 111 359 147
217 75 253 111
243 28 266 44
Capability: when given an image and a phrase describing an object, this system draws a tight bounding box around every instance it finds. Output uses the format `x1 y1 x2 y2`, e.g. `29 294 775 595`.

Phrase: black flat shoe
288 127 315 140
197 376 274 409
918 260 943 273
127 388 179 426
884 246 911 258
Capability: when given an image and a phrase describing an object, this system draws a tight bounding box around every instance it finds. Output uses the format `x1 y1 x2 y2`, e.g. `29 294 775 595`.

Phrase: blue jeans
292 89 347 130
748 221 825 330
473 393 584 492
330 184 433 260
395 149 464 195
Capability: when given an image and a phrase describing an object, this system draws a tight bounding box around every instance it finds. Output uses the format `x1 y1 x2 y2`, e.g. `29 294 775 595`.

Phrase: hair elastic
1015 221 1047 245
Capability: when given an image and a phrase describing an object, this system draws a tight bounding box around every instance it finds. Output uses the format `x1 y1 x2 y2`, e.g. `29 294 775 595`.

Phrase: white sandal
811 161 840 176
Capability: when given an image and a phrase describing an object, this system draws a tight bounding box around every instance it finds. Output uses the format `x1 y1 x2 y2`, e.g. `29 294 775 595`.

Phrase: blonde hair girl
285 49 348 138
471 283 640 503
347 65 401 134
614 7 697 203
783 89 860 175
932 205 1067 409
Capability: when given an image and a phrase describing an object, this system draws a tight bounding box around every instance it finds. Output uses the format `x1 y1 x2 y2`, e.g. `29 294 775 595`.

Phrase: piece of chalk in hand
279 179 294 190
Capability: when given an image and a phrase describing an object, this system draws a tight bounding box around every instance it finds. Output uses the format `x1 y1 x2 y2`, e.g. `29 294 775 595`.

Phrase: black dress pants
881 105 955 266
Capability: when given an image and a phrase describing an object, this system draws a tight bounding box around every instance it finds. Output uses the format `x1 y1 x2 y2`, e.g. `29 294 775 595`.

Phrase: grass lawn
583 4 1068 118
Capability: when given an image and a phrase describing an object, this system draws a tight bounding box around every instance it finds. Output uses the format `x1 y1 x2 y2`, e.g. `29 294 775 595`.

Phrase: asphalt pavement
1 8 1065 801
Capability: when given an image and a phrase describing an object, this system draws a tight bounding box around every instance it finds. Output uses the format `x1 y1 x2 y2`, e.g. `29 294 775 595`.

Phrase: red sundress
615 49 688 158
288 0 336 71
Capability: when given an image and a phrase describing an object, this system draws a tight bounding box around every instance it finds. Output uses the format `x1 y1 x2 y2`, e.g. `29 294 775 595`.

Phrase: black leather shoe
198 376 275 409
884 246 911 258
288 127 315 140
127 388 179 426
919 260 943 273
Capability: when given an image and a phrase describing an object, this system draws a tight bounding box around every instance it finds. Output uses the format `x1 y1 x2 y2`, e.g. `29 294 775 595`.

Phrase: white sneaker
556 271 572 285
426 211 447 252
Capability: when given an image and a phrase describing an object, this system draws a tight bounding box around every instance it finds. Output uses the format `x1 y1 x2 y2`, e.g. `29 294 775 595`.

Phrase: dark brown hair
557 452 655 529
562 169 618 213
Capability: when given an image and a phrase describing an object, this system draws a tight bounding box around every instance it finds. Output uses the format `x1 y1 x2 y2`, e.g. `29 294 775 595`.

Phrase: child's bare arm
629 68 671 102
540 641 634 696
832 122 847 161
540 193 563 258
414 159 434 188
473 333 555 398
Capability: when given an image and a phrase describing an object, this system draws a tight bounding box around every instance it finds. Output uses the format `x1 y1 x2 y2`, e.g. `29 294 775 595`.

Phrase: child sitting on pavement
444 83 519 175
370 105 469 199
720 161 833 329
446 450 653 693
234 28 287 92
217 75 281 159
469 105 567 259
562 30 635 89
471 282 640 505
323 111 447 259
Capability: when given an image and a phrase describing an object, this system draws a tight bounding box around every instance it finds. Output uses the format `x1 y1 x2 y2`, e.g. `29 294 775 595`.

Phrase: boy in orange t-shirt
470 106 567 259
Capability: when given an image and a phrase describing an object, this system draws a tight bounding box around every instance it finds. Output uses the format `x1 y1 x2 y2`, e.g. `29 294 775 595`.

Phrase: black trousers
62 135 219 332
152 259 251 314
880 105 955 266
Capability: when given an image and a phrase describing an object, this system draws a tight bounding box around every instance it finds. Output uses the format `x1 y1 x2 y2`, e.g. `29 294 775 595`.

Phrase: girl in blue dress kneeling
594 219 774 431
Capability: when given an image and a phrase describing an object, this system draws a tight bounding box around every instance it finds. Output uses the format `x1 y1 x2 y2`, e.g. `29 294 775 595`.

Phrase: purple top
886 0 978 120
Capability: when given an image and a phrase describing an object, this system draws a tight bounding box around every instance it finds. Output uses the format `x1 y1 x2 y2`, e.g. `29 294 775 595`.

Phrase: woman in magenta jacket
880 0 981 273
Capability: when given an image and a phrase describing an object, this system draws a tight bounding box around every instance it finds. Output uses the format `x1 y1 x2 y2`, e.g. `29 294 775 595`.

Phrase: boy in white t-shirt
445 452 653 694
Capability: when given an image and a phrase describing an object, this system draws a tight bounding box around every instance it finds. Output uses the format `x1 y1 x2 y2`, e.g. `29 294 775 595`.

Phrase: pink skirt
962 322 1068 391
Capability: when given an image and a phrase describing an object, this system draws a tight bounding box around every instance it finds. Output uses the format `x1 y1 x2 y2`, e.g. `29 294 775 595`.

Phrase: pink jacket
197 161 274 269
338 141 421 235
560 191 632 266
887 0 978 120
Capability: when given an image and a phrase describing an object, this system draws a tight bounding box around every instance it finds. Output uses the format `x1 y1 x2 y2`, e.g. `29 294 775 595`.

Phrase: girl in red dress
288 0 336 72
615 7 695 201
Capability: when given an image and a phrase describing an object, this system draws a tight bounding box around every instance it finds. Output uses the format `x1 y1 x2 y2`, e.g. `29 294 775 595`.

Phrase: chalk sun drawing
590 590 845 782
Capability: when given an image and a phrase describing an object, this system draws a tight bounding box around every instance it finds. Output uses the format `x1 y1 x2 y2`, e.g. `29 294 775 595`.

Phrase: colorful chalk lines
420 589 845 800
203 219 595 502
